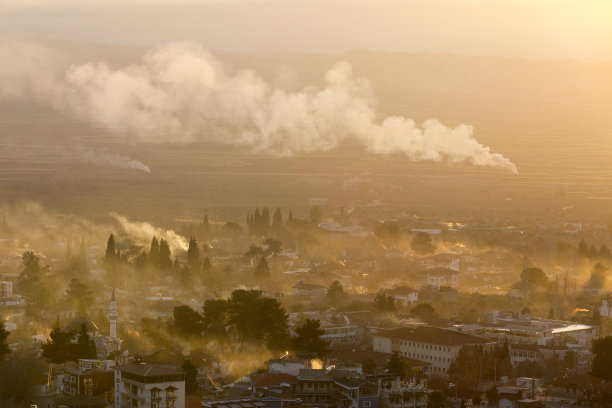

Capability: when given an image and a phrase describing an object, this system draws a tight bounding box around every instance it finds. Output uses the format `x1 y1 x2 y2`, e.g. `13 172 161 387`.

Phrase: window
364 401 371 407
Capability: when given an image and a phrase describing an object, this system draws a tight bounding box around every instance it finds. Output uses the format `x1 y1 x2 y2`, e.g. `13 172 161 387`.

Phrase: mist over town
1 1 612 408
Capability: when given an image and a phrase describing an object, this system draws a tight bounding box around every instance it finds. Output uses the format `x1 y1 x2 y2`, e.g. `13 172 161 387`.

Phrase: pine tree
578 239 589 257
187 237 200 272
254 257 270 279
201 214 211 239
272 207 283 230
253 208 261 235
261 207 271 235
149 236 160 267
104 234 117 267
173 257 180 269
159 239 172 269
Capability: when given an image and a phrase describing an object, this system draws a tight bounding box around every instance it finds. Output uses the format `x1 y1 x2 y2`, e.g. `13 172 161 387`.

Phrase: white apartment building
383 286 419 306
425 268 459 288
373 326 494 376
114 363 185 408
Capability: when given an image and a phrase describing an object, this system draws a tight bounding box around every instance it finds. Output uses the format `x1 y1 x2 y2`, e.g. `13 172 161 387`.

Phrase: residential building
425 268 459 288
334 377 379 408
114 363 185 408
381 380 428 408
292 282 327 299
61 359 115 397
268 359 308 376
382 286 418 306
372 326 494 376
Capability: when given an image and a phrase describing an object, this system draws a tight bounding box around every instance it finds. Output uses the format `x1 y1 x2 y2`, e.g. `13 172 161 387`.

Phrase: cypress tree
149 236 160 267
104 234 116 267
187 237 200 272
159 239 172 270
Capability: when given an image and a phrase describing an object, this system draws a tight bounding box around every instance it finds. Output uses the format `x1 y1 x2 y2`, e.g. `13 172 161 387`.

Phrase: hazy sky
2 0 612 61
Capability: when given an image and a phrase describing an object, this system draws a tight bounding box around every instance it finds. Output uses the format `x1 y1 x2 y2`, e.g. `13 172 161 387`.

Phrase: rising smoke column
0 40 517 172
64 43 517 172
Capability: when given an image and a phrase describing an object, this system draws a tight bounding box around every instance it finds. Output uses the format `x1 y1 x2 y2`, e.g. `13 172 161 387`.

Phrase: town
1 201 612 408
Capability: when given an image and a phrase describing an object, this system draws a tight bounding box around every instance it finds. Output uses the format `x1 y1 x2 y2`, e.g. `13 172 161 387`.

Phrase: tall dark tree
264 238 282 256
66 279 94 314
361 357 376 375
520 267 549 287
187 237 200 272
42 327 75 364
104 234 117 267
261 207 271 235
170 306 204 338
592 336 612 379
272 207 283 234
411 232 436 255
327 280 348 304
578 239 589 257
18 251 57 309
411 303 439 324
182 359 199 395
159 239 172 269
386 351 405 377
227 289 289 351
254 257 270 280
202 299 229 339
201 214 211 239
149 236 160 267
253 208 261 235
202 257 213 273
600 245 612 261
588 263 609 289
375 293 396 313
0 323 10 359
449 345 491 389
309 206 323 224
291 318 329 359
375 222 401 247
74 324 97 360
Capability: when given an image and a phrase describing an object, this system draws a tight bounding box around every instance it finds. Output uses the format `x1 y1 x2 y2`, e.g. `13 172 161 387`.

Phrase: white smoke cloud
72 146 151 173
110 212 188 252
1 40 517 173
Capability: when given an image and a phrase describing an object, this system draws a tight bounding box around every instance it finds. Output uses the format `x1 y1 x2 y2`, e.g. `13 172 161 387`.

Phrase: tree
448 345 491 390
42 327 75 364
200 214 211 239
592 336 612 379
73 323 97 360
159 239 172 269
18 251 57 310
65 278 94 314
149 236 160 267
588 263 609 289
411 232 436 255
187 237 200 272
362 357 376 375
170 306 204 338
600 245 612 261
428 391 446 408
375 293 396 313
254 257 270 279
272 207 284 234
202 257 213 273
291 318 329 359
261 207 271 235
0 323 10 359
520 267 549 287
104 234 118 267
202 299 229 339
309 206 323 224
386 351 405 377
374 222 401 247
327 280 348 304
0 352 46 406
182 359 199 395
227 290 289 351
486 386 498 403
264 238 282 256
221 222 243 239
411 303 438 324
578 239 589 257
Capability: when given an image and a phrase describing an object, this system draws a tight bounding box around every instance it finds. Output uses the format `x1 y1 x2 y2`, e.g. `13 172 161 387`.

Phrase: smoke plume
1 40 517 172
72 146 151 173
110 212 188 252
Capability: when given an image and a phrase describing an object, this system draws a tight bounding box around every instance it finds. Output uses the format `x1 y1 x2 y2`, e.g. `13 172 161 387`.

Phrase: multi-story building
381 380 428 408
335 377 379 408
114 363 185 408
425 268 459 288
61 359 115 397
0 281 12 297
372 326 494 376
382 286 418 306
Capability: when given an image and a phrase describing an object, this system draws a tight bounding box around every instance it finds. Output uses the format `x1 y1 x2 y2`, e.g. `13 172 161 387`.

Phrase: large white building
382 286 418 306
372 326 494 376
425 268 459 288
114 363 185 408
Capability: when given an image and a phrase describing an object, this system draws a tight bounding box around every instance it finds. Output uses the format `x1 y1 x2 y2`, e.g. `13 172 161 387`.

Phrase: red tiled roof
376 326 491 347
384 286 418 296
334 350 430 368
